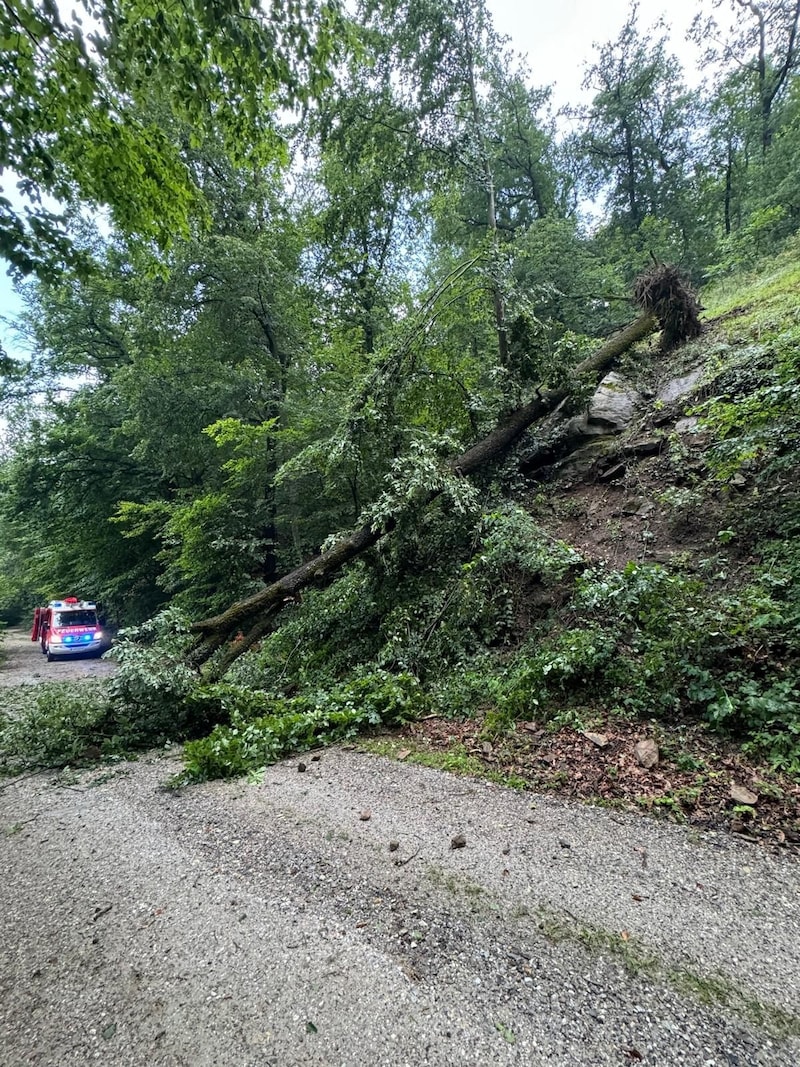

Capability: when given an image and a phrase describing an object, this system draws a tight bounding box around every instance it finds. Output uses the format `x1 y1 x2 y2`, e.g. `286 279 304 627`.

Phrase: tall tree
578 6 693 237
693 1 800 154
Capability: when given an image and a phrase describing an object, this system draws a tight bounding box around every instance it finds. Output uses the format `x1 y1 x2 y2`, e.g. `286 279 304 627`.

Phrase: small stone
558 838 571 850
450 833 467 850
625 437 663 457
634 739 659 770
388 840 400 852
730 784 758 806
622 498 644 515
582 731 610 748
297 762 307 773
599 462 626 482
359 810 372 821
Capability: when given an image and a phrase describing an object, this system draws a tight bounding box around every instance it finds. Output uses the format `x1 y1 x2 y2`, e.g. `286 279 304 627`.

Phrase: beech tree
0 0 344 277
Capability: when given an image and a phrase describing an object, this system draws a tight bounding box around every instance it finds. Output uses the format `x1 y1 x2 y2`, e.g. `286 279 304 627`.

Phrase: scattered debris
582 731 610 749
396 717 800 846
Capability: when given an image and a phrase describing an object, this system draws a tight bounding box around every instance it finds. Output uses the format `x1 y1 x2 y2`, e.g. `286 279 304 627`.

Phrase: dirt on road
1 632 799 1066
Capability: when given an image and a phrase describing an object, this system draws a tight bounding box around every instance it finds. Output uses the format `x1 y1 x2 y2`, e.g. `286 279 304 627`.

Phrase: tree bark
189 310 657 672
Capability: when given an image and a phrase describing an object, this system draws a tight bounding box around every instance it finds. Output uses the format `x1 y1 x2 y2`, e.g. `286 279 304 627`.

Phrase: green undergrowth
178 669 423 782
2 256 800 783
0 681 113 775
361 737 529 790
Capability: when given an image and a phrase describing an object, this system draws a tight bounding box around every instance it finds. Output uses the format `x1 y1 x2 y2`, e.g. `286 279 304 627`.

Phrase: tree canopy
0 0 344 276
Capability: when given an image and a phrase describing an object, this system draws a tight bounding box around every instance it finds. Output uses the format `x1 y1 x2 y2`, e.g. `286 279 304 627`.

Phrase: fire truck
31 598 106 661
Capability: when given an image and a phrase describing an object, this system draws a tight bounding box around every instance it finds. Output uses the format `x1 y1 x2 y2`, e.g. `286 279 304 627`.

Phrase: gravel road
1 632 799 1066
0 628 116 688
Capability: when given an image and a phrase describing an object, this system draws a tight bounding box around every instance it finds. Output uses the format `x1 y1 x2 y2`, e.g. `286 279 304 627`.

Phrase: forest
1 0 799 816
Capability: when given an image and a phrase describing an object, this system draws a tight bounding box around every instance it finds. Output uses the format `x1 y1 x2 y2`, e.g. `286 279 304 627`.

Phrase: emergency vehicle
31 598 105 661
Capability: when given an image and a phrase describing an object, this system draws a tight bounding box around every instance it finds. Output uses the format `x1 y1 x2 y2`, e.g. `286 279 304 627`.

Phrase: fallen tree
190 265 700 675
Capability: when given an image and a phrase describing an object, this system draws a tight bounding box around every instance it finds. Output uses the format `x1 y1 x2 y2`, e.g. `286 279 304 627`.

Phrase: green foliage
423 542 797 775
181 669 423 780
0 682 113 775
578 10 693 239
698 324 800 483
363 430 480 531
377 504 582 676
0 0 345 275
227 566 384 693
706 206 790 278
511 218 628 339
103 608 208 742
5 0 800 792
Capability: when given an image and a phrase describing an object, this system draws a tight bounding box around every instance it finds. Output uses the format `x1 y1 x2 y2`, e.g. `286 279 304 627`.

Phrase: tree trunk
189 310 657 672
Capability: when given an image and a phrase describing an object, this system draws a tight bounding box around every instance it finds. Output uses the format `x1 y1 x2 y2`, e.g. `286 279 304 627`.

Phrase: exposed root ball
633 263 703 350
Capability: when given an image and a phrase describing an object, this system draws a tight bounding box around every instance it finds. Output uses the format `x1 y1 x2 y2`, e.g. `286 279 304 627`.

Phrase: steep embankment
380 254 800 843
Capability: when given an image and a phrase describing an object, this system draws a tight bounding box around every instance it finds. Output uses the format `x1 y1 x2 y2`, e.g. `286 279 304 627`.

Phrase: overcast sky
0 0 724 352
488 0 717 105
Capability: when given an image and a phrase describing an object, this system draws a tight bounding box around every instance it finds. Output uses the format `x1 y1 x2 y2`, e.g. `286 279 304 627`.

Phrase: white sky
0 0 723 351
488 0 714 106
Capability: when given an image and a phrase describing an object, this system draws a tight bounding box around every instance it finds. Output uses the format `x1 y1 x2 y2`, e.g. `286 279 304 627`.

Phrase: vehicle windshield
54 610 97 627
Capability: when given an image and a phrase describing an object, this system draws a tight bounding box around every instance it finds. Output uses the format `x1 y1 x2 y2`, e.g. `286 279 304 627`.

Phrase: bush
103 607 210 743
0 608 214 776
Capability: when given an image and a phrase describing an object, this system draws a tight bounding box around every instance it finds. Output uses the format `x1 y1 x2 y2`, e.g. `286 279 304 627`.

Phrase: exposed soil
394 714 800 849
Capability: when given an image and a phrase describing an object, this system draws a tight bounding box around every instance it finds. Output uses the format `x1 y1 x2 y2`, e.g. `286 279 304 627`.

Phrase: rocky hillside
2 252 799 847
383 251 800 844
